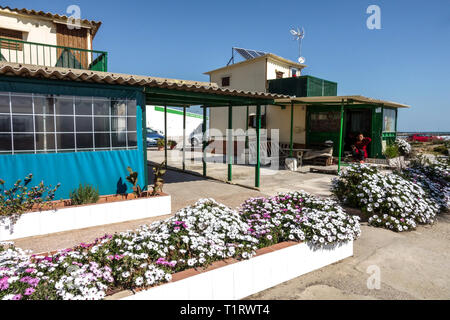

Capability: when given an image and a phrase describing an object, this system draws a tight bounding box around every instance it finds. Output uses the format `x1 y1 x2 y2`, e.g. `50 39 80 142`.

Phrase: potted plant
156 138 165 151
168 140 178 150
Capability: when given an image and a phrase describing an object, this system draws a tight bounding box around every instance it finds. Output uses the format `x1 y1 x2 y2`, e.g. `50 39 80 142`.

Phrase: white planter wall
122 240 353 300
0 195 171 241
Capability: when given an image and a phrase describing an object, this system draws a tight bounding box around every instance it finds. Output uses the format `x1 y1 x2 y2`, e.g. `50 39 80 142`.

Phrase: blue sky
4 0 450 131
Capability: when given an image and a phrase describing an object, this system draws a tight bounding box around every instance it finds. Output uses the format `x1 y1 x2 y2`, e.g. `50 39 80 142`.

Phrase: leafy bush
0 174 60 217
239 191 361 247
433 145 449 156
69 184 99 205
332 164 440 232
383 143 400 159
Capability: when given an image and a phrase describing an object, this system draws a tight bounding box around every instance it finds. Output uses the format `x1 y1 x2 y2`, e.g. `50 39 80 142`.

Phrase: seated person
351 133 371 163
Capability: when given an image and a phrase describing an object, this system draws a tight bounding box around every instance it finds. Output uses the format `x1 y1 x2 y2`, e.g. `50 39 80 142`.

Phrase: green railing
0 38 108 72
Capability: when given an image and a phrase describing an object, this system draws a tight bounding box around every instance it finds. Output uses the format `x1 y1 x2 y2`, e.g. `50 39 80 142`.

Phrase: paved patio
148 149 335 197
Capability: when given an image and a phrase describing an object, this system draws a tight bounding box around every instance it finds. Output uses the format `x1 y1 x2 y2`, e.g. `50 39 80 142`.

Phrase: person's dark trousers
352 148 365 161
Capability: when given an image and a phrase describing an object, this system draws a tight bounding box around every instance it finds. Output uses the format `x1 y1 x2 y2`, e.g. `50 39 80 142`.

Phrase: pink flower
12 294 22 300
24 287 35 296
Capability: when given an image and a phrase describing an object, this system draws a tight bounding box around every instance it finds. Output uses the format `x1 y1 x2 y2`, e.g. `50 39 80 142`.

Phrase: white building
146 105 205 143
0 6 102 69
204 48 307 145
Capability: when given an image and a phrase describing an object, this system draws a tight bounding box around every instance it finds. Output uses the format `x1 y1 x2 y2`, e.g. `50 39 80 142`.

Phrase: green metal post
227 104 233 181
183 106 186 172
289 102 294 157
245 106 249 149
164 105 168 169
141 93 148 190
338 101 345 173
255 105 261 188
202 106 207 177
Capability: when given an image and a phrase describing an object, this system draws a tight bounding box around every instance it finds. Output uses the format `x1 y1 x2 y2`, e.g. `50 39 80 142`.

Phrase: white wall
0 11 58 65
207 57 305 144
267 104 306 144
208 58 267 134
146 106 204 142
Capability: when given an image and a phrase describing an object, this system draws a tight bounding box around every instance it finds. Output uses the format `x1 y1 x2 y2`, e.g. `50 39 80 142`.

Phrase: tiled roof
0 62 288 100
0 6 102 37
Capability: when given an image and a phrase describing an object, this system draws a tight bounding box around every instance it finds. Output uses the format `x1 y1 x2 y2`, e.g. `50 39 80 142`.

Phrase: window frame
0 92 138 155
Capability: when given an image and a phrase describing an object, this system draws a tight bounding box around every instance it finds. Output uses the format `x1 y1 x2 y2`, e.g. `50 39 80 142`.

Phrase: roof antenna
290 26 305 64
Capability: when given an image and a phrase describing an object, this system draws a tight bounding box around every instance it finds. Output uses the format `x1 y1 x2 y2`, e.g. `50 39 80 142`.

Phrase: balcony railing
0 38 108 72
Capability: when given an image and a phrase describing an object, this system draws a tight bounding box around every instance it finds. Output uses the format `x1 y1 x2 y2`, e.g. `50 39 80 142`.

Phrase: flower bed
401 157 450 212
332 164 441 232
1 193 359 300
0 193 171 241
239 191 361 247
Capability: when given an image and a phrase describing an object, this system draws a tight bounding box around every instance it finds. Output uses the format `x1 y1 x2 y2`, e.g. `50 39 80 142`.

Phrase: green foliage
126 166 143 197
69 184 99 205
152 161 166 196
0 174 60 217
433 145 449 156
156 138 165 148
383 143 400 159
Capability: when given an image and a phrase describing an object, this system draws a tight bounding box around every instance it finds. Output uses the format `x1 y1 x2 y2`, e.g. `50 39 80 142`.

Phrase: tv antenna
290 26 305 63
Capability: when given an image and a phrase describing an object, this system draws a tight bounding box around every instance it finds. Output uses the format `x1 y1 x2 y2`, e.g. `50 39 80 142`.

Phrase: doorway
344 109 372 155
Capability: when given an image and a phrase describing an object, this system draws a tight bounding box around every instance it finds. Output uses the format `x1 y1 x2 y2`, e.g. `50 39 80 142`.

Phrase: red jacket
354 137 371 158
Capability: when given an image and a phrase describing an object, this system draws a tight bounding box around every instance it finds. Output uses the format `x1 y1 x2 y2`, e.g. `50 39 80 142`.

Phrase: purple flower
12 294 22 300
24 287 35 296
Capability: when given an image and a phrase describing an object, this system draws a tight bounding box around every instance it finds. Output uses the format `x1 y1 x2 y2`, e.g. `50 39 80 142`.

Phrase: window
310 112 341 132
0 92 138 154
383 108 396 132
221 76 230 87
275 71 284 79
0 28 23 51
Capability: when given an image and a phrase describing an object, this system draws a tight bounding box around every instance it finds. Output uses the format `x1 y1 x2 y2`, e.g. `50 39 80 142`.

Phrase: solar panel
234 47 268 60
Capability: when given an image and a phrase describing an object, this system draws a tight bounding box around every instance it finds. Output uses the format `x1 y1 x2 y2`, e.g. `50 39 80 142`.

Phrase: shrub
401 157 450 211
433 145 449 156
0 174 60 217
239 191 361 247
69 184 99 205
332 164 440 232
383 143 399 159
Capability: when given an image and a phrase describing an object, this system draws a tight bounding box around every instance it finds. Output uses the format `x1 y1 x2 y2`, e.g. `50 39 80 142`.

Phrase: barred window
0 92 138 154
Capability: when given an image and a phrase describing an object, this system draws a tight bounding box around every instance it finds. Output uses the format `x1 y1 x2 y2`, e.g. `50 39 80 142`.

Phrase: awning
275 95 410 109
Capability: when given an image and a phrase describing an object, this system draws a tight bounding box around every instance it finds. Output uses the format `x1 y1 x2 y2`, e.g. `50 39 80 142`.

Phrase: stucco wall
267 104 306 144
0 11 58 65
208 59 267 135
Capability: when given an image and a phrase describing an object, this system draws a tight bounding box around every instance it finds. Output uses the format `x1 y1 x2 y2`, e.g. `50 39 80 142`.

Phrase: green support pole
245 106 249 149
255 105 261 188
164 105 168 169
227 104 233 181
289 102 294 157
202 106 207 177
338 101 345 173
182 106 186 172
141 93 148 191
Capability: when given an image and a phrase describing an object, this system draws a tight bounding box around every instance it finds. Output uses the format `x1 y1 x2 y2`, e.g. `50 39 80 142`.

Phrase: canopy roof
275 95 410 109
0 62 288 107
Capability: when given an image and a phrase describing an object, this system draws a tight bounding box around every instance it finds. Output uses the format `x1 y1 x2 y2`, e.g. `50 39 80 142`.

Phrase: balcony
0 38 108 72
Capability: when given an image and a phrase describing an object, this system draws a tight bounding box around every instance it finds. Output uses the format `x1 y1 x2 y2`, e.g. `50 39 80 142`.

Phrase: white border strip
0 195 171 241
122 240 353 300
